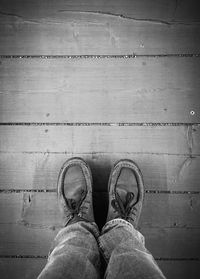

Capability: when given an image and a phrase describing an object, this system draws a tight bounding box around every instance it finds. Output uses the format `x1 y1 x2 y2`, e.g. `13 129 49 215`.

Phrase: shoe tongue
116 187 128 205
66 183 84 202
64 166 86 203
116 168 138 205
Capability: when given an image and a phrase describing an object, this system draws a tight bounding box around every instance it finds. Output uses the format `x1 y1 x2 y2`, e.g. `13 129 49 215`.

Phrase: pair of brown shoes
58 158 144 228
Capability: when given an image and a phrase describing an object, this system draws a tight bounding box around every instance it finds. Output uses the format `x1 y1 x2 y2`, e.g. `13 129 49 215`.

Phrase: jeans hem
101 218 133 233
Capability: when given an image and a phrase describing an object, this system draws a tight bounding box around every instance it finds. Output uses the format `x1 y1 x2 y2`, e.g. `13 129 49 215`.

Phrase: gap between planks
0 123 200 126
1 54 200 59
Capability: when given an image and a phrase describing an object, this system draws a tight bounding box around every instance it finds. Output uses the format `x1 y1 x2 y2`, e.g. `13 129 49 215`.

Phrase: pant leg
99 218 166 279
37 221 101 279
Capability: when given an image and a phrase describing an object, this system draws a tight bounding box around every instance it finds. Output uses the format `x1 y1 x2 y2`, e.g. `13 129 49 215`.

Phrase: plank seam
1 54 200 59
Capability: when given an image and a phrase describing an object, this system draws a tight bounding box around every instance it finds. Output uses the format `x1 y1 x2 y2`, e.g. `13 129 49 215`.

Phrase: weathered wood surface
1 0 200 23
1 259 200 279
1 125 199 154
0 58 199 123
0 224 56 256
174 0 200 22
0 0 179 22
0 259 46 279
141 228 200 259
0 153 200 191
0 12 200 55
0 0 200 56
1 193 199 229
158 261 200 279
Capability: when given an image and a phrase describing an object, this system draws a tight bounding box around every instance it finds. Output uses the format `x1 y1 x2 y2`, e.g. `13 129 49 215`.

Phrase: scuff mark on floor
177 156 193 181
19 192 34 224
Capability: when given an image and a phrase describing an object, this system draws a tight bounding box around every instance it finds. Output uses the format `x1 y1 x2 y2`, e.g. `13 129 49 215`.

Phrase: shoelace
111 191 137 222
64 190 88 218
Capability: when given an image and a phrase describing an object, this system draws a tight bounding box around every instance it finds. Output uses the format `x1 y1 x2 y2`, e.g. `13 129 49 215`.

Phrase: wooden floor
0 1 200 278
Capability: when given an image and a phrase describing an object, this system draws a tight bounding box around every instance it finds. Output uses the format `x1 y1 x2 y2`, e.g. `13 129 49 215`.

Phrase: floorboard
0 0 176 22
0 58 199 123
1 0 200 23
1 258 200 279
1 125 199 154
0 13 200 55
0 258 46 279
158 260 200 279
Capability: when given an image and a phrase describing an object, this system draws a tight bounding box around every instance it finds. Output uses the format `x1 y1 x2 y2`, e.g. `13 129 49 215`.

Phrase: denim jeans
37 219 166 279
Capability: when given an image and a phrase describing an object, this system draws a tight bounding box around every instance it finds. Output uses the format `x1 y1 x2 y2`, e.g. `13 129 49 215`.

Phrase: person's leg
38 221 100 279
99 159 166 279
100 219 165 279
37 157 101 279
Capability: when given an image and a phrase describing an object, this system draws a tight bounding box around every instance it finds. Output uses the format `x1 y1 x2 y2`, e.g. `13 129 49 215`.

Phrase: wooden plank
0 224 56 255
158 261 200 279
0 153 200 191
0 12 200 55
1 125 198 154
0 222 199 258
2 0 200 23
0 258 46 279
141 228 200 259
1 259 200 279
140 193 200 228
1 193 199 228
0 58 200 123
0 0 177 22
1 0 199 24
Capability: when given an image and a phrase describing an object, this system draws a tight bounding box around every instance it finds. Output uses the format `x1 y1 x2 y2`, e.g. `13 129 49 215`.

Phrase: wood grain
1 258 200 279
0 224 56 255
0 12 200 55
142 227 200 259
0 58 200 123
1 0 200 23
0 153 200 191
1 125 199 154
0 0 176 22
0 258 46 279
